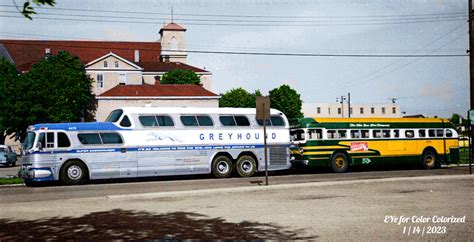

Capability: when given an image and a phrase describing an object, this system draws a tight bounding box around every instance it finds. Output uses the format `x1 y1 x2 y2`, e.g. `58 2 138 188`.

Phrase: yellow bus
290 118 460 172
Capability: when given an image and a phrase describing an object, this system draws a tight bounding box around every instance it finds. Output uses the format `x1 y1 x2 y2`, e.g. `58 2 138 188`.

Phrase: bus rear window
291 129 306 141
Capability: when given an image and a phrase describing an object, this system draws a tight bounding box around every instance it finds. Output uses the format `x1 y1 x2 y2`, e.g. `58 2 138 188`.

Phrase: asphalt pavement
0 166 472 240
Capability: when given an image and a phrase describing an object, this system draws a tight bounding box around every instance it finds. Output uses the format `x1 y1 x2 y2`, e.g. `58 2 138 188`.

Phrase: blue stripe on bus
32 122 126 131
31 144 288 155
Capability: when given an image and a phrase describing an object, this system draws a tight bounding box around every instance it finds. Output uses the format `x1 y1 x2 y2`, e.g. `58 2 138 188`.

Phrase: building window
392 107 396 114
104 61 108 68
115 61 119 68
371 107 375 114
328 108 331 115
317 107 321 114
338 108 341 114
360 107 364 114
119 73 127 84
97 74 104 88
382 107 386 114
349 108 353 115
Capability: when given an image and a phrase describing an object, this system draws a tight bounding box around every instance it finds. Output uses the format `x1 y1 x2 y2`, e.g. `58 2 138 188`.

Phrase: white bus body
20 107 291 185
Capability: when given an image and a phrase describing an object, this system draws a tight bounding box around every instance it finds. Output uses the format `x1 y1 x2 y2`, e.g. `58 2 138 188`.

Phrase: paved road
0 167 472 240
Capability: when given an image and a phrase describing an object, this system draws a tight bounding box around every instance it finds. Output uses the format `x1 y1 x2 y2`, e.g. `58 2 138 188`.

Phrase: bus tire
331 152 349 173
211 156 233 178
421 150 437 169
59 160 88 185
236 155 257 177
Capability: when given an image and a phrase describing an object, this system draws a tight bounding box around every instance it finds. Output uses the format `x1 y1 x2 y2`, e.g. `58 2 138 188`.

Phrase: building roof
139 61 207 73
98 83 218 98
0 39 162 72
159 22 186 34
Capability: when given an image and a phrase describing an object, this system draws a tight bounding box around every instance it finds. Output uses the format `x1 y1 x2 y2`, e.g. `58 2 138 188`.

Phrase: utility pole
348 92 351 118
469 0 473 174
470 0 473 109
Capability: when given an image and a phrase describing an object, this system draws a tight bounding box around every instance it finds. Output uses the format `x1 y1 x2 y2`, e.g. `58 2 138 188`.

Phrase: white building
303 103 402 118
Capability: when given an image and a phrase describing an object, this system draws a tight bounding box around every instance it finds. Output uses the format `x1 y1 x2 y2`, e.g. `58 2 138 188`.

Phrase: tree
17 0 56 20
0 51 96 143
0 59 21 144
160 69 201 85
219 88 262 108
269 84 303 120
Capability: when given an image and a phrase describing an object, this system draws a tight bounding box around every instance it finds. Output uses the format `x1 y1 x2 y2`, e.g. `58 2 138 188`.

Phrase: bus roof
119 106 284 116
312 118 450 123
30 122 123 131
292 117 454 129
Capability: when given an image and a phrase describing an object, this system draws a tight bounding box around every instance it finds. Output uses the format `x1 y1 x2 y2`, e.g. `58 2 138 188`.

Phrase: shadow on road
0 209 316 240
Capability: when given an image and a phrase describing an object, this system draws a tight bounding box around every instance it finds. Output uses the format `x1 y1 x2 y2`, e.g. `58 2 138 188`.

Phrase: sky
0 0 470 118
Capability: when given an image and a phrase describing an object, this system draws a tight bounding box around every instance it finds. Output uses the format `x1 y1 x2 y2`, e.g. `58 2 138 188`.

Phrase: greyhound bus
20 107 291 185
290 118 460 173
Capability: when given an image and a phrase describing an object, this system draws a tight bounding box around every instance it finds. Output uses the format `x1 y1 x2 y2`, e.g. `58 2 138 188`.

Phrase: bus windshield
23 132 36 150
106 109 123 122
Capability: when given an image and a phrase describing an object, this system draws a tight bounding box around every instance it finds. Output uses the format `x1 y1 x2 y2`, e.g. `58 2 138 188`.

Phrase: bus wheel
236 155 257 177
331 152 349 173
212 156 233 178
421 150 437 169
59 160 88 185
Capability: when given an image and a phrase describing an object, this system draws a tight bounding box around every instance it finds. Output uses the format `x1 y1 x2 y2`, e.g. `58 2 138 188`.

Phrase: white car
0 145 17 167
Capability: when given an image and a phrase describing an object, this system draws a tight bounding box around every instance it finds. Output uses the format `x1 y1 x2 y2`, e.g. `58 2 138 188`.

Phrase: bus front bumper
20 165 55 182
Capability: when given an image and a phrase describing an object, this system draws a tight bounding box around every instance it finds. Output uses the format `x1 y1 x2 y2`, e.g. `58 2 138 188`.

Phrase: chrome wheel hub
217 161 229 173
67 165 82 180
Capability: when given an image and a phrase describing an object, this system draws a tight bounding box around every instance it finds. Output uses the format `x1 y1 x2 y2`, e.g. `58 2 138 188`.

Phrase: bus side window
373 130 382 138
445 129 453 138
308 129 322 140
181 116 199 126
197 115 213 126
220 116 236 126
361 130 369 138
235 116 250 126
57 132 71 147
350 130 360 139
382 130 390 138
327 130 336 139
405 130 414 138
338 130 347 139
157 115 174 126
270 116 285 126
428 129 435 137
393 130 399 138
436 129 444 137
139 116 158 126
418 129 426 138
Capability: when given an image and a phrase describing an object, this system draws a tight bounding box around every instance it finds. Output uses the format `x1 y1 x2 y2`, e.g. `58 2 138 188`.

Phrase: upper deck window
140 115 174 127
106 109 123 122
120 115 131 127
219 115 250 126
180 115 213 126
256 116 285 126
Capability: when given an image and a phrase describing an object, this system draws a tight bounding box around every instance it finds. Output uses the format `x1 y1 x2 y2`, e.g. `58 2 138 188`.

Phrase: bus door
36 131 58 164
117 147 137 178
